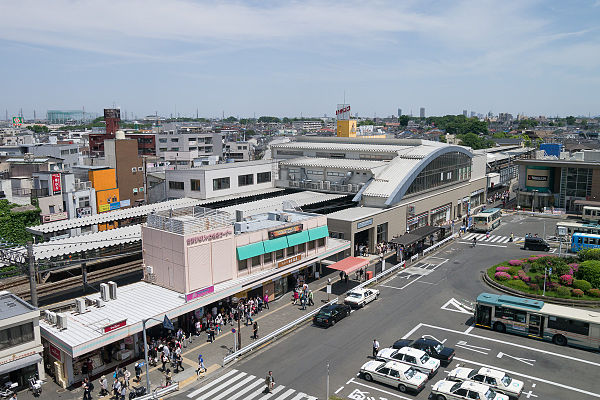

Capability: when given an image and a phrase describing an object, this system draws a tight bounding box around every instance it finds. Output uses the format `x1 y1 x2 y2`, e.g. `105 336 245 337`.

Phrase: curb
481 272 600 308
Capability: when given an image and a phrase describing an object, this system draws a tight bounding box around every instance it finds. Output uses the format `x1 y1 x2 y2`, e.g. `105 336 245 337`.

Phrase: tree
258 116 281 123
456 133 494 150
0 200 41 245
358 120 374 126
398 115 410 127
565 116 576 125
27 125 49 133
492 132 507 139
517 119 538 130
223 116 238 122
439 135 447 143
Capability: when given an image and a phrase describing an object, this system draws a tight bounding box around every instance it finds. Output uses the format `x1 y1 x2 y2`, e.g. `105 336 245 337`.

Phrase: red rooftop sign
103 319 127 334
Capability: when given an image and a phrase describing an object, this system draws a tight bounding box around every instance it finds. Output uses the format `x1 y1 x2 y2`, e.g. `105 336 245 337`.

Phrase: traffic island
483 253 600 305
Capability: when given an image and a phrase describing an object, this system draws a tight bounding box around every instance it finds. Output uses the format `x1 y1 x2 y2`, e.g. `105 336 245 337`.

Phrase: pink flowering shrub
568 263 580 275
496 266 511 272
559 274 573 286
495 271 512 281
528 256 540 262
509 260 523 266
572 289 584 297
517 270 531 283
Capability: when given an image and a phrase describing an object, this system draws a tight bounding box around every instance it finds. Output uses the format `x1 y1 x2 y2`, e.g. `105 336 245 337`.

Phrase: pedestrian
509 232 514 242
119 382 126 400
265 371 275 393
123 368 130 388
165 369 173 386
339 271 343 281
263 292 269 310
112 378 121 399
327 277 332 286
253 321 259 339
308 290 314 306
344 273 348 284
196 354 206 376
372 339 380 358
175 353 184 373
99 375 108 397
82 378 92 400
87 358 94 379
292 290 299 305
301 292 307 310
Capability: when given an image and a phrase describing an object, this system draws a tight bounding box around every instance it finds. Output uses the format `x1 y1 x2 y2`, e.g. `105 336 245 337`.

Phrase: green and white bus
474 292 600 350
471 208 502 232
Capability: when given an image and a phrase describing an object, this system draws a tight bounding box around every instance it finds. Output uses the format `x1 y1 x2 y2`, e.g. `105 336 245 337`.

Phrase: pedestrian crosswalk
186 369 318 400
462 232 521 244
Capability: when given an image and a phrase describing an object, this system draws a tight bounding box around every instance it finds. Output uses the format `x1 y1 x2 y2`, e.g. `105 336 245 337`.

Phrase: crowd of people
487 189 511 206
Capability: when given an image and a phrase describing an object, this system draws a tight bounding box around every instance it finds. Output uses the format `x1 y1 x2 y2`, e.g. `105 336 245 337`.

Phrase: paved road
179 215 599 399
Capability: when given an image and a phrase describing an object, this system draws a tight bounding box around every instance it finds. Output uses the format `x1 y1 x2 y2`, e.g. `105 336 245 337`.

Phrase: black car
523 236 550 251
392 336 455 365
312 304 351 327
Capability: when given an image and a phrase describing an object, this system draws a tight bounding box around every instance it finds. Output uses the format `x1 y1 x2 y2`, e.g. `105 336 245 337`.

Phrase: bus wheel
494 322 506 333
553 334 567 346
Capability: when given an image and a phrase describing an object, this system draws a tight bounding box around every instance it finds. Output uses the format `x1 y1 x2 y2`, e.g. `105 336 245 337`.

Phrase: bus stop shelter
327 256 369 275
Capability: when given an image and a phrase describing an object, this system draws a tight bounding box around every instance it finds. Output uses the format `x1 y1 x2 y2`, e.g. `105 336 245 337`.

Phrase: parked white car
360 360 428 393
448 367 524 398
376 347 440 377
432 379 509 400
344 287 380 308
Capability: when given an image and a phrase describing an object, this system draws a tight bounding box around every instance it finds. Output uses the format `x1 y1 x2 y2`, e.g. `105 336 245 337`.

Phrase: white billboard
336 104 351 120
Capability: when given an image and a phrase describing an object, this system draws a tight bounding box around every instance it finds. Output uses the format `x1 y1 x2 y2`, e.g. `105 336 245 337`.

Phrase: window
138 167 143 171
170 147 179 151
238 174 254 186
494 306 526 323
159 148 168 152
251 255 261 267
70 148 78 154
263 252 272 263
0 322 34 350
61 149 69 155
190 179 202 191
376 223 388 244
455 389 468 397
286 246 296 256
133 188 138 194
377 367 390 375
297 242 305 253
159 138 167 143
257 172 271 183
318 238 325 248
80 196 90 207
308 240 316 250
132 167 137 173
213 177 230 190
238 258 248 271
139 187 144 192
547 316 590 336
275 249 284 260
171 138 179 142
467 391 480 399
405 152 471 196
169 181 184 190
49 205 55 213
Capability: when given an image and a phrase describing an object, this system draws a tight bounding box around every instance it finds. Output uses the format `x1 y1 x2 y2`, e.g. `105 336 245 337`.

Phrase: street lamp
141 317 162 393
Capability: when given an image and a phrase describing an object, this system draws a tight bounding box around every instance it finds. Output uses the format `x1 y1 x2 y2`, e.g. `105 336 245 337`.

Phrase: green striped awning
308 225 329 240
286 230 309 247
263 236 289 253
236 241 266 260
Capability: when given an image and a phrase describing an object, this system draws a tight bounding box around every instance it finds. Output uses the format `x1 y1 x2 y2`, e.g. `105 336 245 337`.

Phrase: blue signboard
109 201 121 211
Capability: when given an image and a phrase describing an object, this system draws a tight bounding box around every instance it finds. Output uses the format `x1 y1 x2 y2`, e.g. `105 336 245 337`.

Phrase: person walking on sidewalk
263 292 269 310
265 371 275 393
123 368 130 388
134 363 142 382
165 369 173 387
372 339 380 358
196 354 206 376
253 321 259 339
99 375 108 397
175 353 184 373
82 378 93 400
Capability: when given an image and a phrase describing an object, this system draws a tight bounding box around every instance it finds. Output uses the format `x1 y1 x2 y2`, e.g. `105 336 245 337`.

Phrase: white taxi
432 379 509 400
448 367 524 398
376 347 440 377
360 360 428 393
344 287 379 308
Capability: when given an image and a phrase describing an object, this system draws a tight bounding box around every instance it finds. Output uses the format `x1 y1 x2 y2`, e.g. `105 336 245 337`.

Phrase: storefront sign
49 344 62 361
109 201 121 211
42 211 68 223
120 199 131 207
527 175 547 181
51 173 62 194
186 229 233 246
76 207 92 218
268 224 303 240
356 218 373 229
0 350 37 366
185 286 215 302
471 189 485 196
98 204 110 213
103 319 127 334
278 254 302 268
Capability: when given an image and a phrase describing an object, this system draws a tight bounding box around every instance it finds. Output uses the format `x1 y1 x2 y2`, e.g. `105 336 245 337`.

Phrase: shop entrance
354 229 370 256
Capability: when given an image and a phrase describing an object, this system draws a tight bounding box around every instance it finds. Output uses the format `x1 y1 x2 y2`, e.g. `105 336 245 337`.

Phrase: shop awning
237 241 266 260
0 353 41 375
308 225 329 241
286 230 309 247
391 226 441 247
327 256 369 274
263 236 289 253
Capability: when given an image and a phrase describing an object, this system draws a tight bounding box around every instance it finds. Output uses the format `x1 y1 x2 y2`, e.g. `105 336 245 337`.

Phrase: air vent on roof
45 310 57 325
75 298 87 314
100 283 110 302
95 299 105 308
56 313 68 330
108 281 117 300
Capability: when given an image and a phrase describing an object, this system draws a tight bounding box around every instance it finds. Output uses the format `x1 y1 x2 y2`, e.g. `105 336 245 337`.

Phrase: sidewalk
21 270 367 400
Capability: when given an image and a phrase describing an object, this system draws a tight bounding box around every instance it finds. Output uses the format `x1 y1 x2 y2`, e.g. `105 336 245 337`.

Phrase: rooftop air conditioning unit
45 310 56 325
75 298 87 314
95 299 105 308
108 281 117 300
56 313 68 330
146 265 153 275
100 283 110 302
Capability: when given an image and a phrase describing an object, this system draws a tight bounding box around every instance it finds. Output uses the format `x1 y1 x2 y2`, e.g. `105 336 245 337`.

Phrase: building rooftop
220 191 346 217
327 206 382 221
280 157 387 171
0 291 36 319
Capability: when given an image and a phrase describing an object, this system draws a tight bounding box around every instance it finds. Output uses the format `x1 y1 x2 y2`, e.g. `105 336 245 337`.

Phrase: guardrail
409 232 458 262
223 297 339 366
135 382 179 400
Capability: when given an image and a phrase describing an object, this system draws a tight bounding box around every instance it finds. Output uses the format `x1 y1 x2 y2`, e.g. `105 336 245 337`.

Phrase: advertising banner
51 174 62 194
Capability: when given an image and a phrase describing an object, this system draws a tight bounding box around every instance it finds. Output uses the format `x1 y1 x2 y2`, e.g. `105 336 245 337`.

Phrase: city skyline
1 0 599 119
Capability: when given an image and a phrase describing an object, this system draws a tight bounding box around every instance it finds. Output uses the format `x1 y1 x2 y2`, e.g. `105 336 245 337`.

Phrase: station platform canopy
391 226 441 247
327 256 369 275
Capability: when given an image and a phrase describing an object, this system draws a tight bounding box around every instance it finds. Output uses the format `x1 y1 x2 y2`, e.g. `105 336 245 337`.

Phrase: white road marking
401 323 424 340
211 376 258 400
246 382 284 400
497 351 536 366
532 383 537 388
272 388 295 400
346 378 414 399
417 323 600 368
256 385 285 400
455 340 490 355
464 325 475 334
458 241 507 248
441 298 473 314
187 369 239 398
524 390 539 398
198 372 248 400
454 357 600 398
335 387 344 394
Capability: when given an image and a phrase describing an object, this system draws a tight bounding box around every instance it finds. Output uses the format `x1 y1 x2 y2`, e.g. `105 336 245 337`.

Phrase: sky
0 0 599 120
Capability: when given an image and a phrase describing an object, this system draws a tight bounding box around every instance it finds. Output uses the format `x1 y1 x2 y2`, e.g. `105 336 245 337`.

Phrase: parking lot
334 305 600 400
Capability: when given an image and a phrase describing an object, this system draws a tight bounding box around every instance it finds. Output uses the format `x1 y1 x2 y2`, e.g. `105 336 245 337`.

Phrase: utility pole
27 242 38 307
326 360 330 400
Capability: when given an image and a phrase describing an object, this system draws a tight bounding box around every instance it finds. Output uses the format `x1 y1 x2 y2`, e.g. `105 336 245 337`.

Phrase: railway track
0 260 143 301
